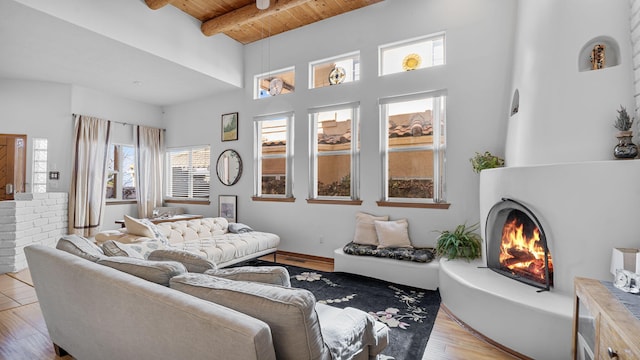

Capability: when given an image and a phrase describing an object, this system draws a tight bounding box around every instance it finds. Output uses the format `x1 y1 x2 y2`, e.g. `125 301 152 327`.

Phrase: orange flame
499 218 553 280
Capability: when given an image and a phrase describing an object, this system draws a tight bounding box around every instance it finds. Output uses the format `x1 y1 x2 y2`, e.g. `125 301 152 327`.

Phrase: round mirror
216 149 242 186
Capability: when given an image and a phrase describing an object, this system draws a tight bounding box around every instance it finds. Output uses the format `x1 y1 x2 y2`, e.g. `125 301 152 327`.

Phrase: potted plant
435 223 482 261
470 151 505 173
613 105 638 159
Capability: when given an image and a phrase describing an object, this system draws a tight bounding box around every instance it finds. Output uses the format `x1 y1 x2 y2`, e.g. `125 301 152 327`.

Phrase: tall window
309 103 359 201
106 144 137 201
166 146 211 200
32 138 47 193
380 91 446 203
254 113 294 198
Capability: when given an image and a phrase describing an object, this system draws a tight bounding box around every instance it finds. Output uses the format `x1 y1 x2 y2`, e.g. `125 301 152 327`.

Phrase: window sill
164 199 211 205
251 196 296 203
105 200 137 205
376 201 450 209
306 199 363 205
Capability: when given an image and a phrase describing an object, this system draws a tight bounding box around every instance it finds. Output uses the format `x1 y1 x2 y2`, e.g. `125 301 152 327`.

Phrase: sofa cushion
102 240 145 259
148 249 217 273
205 266 291 287
353 212 389 246
98 257 186 286
170 274 329 360
124 215 155 238
55 235 105 262
374 219 413 249
125 239 167 259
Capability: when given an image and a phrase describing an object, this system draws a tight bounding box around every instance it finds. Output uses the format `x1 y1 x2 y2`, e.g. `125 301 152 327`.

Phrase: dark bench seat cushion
342 242 435 263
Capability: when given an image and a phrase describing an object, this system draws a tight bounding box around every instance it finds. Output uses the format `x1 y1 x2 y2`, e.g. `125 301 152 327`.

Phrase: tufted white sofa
95 217 279 268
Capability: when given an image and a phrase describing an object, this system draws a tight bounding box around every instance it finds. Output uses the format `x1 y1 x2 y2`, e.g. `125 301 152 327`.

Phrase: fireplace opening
486 198 553 291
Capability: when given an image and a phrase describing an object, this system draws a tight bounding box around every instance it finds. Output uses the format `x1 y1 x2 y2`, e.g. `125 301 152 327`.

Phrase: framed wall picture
222 112 238 141
219 195 237 223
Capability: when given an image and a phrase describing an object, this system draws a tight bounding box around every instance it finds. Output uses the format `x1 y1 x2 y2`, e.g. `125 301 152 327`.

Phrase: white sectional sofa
95 217 279 267
25 236 389 360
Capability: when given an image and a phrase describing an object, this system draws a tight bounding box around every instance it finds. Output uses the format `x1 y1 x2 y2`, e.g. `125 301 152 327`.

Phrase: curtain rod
72 113 166 131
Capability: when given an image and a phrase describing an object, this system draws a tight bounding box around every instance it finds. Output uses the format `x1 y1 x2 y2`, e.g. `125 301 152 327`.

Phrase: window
166 145 210 200
379 33 445 76
254 113 294 198
32 138 47 193
309 52 360 89
380 91 446 204
254 67 295 99
106 144 137 201
309 103 360 201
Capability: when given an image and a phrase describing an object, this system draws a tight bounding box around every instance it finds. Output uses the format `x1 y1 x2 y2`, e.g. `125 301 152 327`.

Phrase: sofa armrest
148 249 217 273
205 266 291 287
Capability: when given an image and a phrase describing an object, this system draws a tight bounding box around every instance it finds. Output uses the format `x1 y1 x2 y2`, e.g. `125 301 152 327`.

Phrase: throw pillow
123 215 155 238
55 234 105 262
374 219 413 249
170 274 329 360
353 212 389 246
205 266 290 287
140 219 170 245
102 240 145 259
126 239 167 259
97 257 186 286
148 249 217 273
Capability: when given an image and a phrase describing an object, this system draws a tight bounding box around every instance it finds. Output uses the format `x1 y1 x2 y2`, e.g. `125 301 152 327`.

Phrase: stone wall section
0 193 68 273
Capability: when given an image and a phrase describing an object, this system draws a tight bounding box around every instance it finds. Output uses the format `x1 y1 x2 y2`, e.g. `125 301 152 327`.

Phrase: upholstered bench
333 212 440 290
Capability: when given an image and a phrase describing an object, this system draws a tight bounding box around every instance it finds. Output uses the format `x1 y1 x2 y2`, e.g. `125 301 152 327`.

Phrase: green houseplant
470 151 505 173
435 223 482 260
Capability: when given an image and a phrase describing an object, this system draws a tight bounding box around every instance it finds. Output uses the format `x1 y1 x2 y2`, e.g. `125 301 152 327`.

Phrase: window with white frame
379 33 445 76
254 113 294 198
254 67 295 99
32 138 47 193
106 144 137 201
309 52 360 89
166 145 211 200
380 91 446 203
309 103 359 200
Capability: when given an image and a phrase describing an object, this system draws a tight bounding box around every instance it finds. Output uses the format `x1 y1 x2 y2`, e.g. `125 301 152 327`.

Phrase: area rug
245 260 441 360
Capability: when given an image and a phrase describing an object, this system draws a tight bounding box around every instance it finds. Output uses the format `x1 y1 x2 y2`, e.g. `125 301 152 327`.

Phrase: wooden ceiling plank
201 0 314 37
144 0 173 10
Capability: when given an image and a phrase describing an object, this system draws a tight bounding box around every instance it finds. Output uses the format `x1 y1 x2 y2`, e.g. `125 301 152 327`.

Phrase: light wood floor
0 253 522 360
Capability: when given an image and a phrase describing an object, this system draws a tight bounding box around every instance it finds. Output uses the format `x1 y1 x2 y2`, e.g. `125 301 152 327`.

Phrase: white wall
0 79 163 232
506 0 634 166
164 0 517 258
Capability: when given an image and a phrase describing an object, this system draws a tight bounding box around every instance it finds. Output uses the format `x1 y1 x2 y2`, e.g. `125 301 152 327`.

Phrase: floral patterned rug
247 260 441 360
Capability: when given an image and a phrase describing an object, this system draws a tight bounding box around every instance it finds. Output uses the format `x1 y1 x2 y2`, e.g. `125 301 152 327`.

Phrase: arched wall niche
578 36 620 72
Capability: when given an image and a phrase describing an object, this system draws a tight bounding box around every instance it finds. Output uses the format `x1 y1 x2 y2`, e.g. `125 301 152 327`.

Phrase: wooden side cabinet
573 277 640 360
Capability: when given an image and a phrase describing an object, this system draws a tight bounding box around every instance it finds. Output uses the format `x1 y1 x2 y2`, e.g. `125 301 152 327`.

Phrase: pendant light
257 0 269 10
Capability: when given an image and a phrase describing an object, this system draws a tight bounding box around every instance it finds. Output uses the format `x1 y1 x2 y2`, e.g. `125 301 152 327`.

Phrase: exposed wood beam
144 0 173 10
201 0 313 37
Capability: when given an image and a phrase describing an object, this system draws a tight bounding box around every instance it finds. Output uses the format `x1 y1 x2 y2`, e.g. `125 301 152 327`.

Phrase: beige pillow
148 249 217 273
374 219 413 249
124 215 155 238
170 274 329 360
205 266 291 287
101 240 145 259
56 235 105 262
353 212 389 246
97 256 186 286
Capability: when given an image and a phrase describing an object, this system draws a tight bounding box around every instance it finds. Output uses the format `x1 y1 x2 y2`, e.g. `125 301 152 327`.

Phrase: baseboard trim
275 250 334 265
440 304 533 360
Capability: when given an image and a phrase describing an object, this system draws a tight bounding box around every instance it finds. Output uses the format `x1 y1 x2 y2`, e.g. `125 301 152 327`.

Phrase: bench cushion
342 242 435 263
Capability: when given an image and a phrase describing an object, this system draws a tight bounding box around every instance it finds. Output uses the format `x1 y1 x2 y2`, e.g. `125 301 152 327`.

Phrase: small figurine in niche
590 44 606 70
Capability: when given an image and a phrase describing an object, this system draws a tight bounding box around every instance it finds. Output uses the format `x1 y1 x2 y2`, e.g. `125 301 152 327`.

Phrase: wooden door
0 134 27 200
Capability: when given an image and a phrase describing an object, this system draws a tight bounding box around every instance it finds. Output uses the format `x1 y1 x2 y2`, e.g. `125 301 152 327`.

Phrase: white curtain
134 125 164 218
69 115 111 237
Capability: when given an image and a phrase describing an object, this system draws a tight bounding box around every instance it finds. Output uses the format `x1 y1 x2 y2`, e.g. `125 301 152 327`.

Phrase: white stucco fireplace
440 161 640 359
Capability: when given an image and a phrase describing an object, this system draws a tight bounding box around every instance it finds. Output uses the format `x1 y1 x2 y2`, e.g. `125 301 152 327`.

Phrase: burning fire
499 218 553 281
